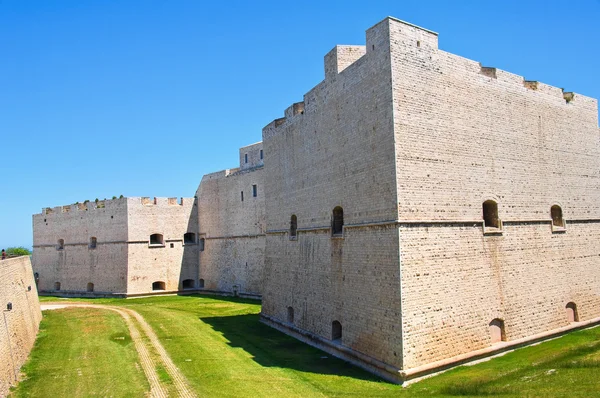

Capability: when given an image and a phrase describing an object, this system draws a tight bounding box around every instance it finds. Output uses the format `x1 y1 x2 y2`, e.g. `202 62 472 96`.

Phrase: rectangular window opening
244 153 248 163
252 184 257 197
241 191 244 202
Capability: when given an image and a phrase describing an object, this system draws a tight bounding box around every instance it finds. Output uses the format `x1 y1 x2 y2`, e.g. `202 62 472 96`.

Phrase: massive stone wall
32 197 198 296
260 16 600 382
126 197 198 294
261 19 404 369
0 256 42 397
386 17 600 369
196 142 265 296
32 198 129 294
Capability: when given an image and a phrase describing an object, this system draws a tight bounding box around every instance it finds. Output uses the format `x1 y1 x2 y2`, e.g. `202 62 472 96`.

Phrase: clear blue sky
1 0 599 249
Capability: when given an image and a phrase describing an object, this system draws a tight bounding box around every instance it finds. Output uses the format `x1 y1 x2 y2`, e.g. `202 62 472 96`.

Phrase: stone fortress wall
259 17 600 382
0 256 42 397
32 196 198 296
196 142 265 297
261 19 404 369
125 197 198 294
33 198 129 294
387 19 600 369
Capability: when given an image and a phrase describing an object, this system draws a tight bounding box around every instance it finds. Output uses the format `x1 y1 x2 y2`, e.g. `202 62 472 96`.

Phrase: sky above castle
1 0 599 249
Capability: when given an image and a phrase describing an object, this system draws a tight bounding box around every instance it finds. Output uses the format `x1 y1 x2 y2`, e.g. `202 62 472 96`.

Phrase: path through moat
41 303 197 398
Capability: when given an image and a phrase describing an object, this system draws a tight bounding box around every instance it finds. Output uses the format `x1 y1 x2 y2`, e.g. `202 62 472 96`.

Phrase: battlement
40 197 127 215
264 16 598 139
466 56 598 108
138 197 192 206
38 196 196 215
324 45 366 80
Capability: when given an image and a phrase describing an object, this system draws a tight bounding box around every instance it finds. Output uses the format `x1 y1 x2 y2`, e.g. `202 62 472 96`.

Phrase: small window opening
87 282 94 292
551 205 565 228
566 302 579 322
152 281 166 291
182 279 195 289
57 239 64 250
260 149 263 160
483 200 500 229
290 215 298 239
332 320 342 341
6 303 12 311
198 279 205 288
417 40 421 47
54 282 61 291
241 191 244 202
199 238 205 251
184 232 196 244
89 237 97 249
245 153 248 163
332 207 344 236
287 306 294 324
170 243 174 248
150 233 164 245
252 185 257 197
489 318 506 343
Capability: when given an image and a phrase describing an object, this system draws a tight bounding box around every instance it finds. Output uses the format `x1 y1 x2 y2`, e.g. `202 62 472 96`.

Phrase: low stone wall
0 256 42 397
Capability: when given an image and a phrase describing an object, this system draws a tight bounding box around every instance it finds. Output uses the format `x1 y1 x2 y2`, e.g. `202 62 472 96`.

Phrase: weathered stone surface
196 142 265 297
0 256 42 397
260 16 600 380
32 197 198 295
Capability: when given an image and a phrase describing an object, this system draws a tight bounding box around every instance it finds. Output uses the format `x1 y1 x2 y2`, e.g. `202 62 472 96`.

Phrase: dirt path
41 303 197 398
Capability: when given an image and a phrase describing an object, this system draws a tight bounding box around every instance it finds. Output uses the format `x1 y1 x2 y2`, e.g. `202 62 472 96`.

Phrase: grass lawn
10 307 149 397
27 294 600 397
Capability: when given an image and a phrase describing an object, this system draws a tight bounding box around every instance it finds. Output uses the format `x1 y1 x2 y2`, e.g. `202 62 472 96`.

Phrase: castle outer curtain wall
0 256 42 397
32 197 199 296
197 142 265 297
32 198 129 294
126 197 198 294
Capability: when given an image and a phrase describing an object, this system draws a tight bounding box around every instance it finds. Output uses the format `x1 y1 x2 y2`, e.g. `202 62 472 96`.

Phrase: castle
32 17 600 382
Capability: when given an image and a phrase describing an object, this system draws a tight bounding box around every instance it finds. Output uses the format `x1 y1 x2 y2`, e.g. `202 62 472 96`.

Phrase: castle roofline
381 16 439 36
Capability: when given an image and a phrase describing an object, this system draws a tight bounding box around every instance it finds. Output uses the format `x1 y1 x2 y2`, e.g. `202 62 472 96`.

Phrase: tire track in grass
110 307 168 398
123 308 197 398
42 303 196 397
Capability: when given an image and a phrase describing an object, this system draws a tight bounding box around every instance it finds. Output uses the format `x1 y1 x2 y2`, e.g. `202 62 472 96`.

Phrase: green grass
10 307 148 397
26 294 600 397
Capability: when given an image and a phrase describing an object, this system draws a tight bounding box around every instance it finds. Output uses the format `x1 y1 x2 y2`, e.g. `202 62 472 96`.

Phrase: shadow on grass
179 293 260 305
439 331 600 396
201 313 383 382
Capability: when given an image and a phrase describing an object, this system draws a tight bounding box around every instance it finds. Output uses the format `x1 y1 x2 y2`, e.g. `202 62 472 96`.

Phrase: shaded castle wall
261 18 403 369
126 197 198 294
32 198 129 294
386 18 600 368
0 256 42 397
196 143 265 296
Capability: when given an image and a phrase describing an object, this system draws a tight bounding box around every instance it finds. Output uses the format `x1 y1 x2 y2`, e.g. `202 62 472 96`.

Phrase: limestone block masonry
196 142 265 297
32 197 199 296
0 256 42 397
260 16 600 383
